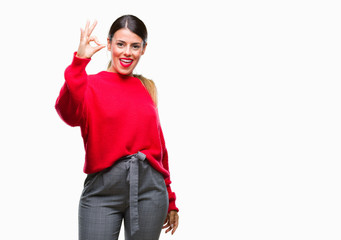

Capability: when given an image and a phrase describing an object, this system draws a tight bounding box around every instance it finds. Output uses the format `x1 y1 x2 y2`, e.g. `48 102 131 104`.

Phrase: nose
124 46 132 57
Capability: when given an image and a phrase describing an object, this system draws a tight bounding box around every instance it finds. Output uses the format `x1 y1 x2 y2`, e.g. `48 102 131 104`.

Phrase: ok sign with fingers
76 20 106 59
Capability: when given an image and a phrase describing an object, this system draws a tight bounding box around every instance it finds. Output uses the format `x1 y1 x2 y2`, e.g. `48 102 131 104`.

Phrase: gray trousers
79 152 169 240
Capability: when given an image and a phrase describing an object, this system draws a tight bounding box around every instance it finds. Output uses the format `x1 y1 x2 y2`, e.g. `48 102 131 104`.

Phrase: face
107 28 147 76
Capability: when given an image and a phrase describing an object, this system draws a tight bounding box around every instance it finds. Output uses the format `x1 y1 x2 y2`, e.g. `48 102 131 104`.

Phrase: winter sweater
55 53 178 212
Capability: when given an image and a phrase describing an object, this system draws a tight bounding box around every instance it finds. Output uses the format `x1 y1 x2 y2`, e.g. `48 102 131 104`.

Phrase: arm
55 20 105 126
163 149 179 213
160 127 179 235
55 54 90 126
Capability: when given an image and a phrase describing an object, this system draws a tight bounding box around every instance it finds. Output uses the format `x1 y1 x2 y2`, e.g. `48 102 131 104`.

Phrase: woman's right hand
76 20 106 59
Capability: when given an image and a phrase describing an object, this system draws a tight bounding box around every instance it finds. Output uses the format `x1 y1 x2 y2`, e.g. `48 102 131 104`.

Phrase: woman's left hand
163 210 179 235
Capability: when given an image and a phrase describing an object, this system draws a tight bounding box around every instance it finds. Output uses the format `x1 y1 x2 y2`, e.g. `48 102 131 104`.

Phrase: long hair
107 15 158 106
133 74 158 107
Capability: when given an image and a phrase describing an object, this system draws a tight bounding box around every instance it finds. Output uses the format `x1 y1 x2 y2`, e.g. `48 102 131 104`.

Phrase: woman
55 15 179 240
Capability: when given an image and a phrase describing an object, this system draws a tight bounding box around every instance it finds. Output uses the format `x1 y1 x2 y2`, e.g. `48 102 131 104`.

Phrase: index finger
87 20 98 37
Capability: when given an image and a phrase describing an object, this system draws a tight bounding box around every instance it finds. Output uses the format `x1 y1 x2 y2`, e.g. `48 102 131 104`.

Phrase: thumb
92 36 106 54
93 44 106 54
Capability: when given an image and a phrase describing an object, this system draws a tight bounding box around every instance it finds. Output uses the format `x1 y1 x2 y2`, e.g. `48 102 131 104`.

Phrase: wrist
76 52 91 59
72 52 91 67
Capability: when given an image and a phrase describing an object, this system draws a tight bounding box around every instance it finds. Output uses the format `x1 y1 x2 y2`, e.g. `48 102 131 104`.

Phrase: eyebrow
115 40 142 45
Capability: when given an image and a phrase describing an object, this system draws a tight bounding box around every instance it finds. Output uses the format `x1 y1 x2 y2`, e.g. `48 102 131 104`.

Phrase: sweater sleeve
55 53 91 127
160 127 179 213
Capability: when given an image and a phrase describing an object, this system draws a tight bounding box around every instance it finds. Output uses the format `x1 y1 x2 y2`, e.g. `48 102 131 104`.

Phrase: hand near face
76 20 106 59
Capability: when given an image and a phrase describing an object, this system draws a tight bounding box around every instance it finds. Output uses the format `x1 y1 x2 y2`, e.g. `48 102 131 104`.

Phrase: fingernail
171 224 174 228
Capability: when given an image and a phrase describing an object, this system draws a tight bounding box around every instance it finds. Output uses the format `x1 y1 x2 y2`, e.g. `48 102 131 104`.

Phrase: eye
132 44 141 50
116 42 124 48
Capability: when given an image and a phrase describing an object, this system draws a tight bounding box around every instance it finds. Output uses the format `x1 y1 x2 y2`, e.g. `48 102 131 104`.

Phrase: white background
1 0 340 239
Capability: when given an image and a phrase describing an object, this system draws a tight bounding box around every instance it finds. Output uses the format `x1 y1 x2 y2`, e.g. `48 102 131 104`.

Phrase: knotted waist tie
120 151 146 236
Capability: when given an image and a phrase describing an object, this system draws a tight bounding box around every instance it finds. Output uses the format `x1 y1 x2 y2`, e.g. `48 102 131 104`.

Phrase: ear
107 38 112 51
141 42 147 55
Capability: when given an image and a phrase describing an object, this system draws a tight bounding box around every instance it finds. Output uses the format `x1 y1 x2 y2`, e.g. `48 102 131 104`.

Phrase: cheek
111 48 121 58
132 50 143 60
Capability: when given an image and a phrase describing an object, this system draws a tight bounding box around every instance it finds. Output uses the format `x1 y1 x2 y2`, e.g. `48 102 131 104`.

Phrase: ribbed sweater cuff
168 192 179 213
166 179 179 212
72 52 91 67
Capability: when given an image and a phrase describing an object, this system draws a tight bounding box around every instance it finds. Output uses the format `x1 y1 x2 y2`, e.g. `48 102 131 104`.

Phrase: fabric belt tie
122 151 146 236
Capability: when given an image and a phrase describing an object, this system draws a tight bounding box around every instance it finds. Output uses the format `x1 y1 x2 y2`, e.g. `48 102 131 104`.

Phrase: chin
117 69 133 76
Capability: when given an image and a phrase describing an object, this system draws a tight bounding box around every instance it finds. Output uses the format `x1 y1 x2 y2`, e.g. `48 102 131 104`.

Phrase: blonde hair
133 74 158 107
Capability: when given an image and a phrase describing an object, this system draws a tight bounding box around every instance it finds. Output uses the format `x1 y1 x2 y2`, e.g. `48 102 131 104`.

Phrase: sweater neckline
99 71 136 80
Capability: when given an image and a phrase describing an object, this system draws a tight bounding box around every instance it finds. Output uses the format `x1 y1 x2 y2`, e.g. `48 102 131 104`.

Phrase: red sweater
55 53 178 212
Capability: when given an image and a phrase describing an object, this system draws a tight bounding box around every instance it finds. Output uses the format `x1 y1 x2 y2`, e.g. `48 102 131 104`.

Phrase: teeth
121 59 132 63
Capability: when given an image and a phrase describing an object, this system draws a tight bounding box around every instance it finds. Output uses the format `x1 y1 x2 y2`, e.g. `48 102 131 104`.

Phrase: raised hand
76 20 106 59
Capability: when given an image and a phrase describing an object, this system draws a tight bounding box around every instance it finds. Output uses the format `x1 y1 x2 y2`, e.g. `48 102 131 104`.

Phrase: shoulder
134 74 157 87
88 71 106 79
87 71 117 82
133 74 158 106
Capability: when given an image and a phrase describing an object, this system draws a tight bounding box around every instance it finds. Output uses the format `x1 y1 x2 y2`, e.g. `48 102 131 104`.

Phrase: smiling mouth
120 58 133 68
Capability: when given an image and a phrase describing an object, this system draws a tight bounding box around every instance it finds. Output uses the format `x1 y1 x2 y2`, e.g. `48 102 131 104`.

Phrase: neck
106 66 133 77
